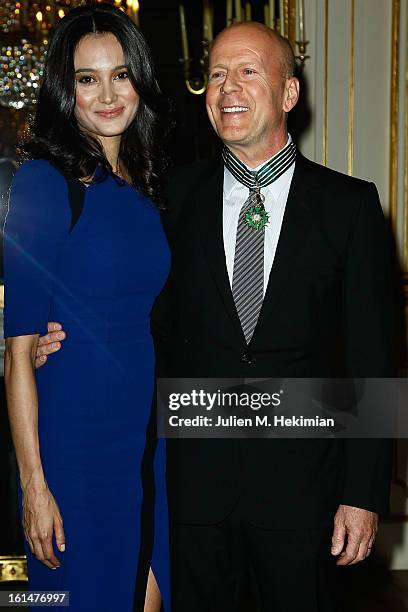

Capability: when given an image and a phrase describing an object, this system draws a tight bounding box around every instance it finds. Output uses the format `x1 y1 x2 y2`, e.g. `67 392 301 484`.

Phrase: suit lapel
196 159 246 342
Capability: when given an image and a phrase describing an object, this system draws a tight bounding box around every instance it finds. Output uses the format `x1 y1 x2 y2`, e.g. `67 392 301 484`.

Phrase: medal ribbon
222 139 297 192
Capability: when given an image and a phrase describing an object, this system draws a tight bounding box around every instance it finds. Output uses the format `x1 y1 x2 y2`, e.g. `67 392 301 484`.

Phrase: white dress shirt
223 137 296 296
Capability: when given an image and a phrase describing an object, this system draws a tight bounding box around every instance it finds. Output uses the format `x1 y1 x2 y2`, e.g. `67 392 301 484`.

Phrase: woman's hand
5 336 66 570
22 482 65 569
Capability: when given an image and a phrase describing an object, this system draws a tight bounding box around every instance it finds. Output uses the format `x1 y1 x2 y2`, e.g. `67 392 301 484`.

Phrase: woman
3 4 170 610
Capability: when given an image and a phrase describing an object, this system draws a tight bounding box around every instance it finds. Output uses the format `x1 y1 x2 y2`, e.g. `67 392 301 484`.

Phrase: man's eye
243 68 255 75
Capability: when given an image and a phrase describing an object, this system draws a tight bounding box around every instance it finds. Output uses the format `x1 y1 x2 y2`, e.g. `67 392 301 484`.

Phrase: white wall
295 0 408 569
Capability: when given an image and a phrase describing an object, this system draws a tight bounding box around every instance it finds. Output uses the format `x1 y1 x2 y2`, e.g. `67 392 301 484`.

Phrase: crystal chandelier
0 38 46 109
0 0 140 109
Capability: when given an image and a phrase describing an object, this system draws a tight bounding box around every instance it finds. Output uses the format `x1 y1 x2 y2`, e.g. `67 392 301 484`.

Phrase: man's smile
220 106 249 113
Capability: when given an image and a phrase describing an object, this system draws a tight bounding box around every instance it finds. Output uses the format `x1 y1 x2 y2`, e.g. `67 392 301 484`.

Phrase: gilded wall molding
348 0 355 176
322 0 328 166
404 2 408 274
287 0 296 46
283 0 297 50
389 0 400 234
0 556 27 582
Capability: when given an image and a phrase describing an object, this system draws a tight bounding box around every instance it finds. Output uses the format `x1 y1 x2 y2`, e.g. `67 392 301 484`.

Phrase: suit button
241 352 253 364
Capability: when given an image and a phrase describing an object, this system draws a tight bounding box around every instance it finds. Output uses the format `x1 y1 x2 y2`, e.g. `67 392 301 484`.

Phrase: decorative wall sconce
178 0 309 96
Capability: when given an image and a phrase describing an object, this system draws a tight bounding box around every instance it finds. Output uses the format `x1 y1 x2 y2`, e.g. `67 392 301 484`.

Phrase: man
37 23 394 611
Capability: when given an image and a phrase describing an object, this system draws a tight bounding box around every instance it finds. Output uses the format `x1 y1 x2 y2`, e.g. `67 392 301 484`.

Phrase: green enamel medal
244 206 269 230
244 189 269 230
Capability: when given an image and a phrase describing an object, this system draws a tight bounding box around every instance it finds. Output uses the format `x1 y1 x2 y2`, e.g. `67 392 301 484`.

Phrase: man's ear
283 77 300 113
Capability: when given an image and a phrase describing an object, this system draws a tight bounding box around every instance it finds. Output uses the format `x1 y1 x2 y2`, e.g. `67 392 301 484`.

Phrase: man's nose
221 74 242 94
99 80 118 105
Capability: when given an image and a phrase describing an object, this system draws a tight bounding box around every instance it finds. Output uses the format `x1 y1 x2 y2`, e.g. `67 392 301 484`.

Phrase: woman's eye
210 72 224 80
243 68 255 75
115 71 129 80
78 75 95 84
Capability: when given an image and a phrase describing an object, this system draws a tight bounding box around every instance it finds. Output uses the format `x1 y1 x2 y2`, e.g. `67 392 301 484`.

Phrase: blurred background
0 0 408 609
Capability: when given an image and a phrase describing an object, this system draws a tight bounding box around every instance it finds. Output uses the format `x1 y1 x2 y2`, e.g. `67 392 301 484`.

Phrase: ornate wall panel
298 0 408 570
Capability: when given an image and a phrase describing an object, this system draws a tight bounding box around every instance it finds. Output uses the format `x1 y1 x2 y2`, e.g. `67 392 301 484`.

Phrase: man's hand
35 322 65 369
331 504 378 565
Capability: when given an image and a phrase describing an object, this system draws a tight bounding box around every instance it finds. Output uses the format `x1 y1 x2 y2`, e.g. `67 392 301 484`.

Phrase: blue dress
3 160 171 611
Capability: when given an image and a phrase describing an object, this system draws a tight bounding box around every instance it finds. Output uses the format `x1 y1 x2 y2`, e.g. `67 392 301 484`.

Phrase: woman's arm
3 160 71 568
5 334 65 569
5 335 43 487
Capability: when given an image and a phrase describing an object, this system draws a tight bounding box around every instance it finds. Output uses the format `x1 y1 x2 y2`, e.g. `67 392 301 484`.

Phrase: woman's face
74 32 139 139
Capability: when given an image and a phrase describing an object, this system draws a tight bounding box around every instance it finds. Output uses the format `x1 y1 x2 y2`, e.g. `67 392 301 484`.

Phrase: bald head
211 22 296 79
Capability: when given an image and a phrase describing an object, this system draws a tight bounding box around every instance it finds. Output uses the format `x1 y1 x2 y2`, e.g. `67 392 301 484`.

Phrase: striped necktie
223 140 296 344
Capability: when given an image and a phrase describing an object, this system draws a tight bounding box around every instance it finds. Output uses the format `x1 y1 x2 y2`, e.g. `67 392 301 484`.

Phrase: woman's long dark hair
22 2 170 206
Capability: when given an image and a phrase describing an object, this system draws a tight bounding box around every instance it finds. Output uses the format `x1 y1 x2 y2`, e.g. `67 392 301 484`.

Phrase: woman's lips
95 107 124 119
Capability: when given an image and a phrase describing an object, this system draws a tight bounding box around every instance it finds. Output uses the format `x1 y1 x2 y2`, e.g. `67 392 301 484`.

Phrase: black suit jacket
152 152 395 528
